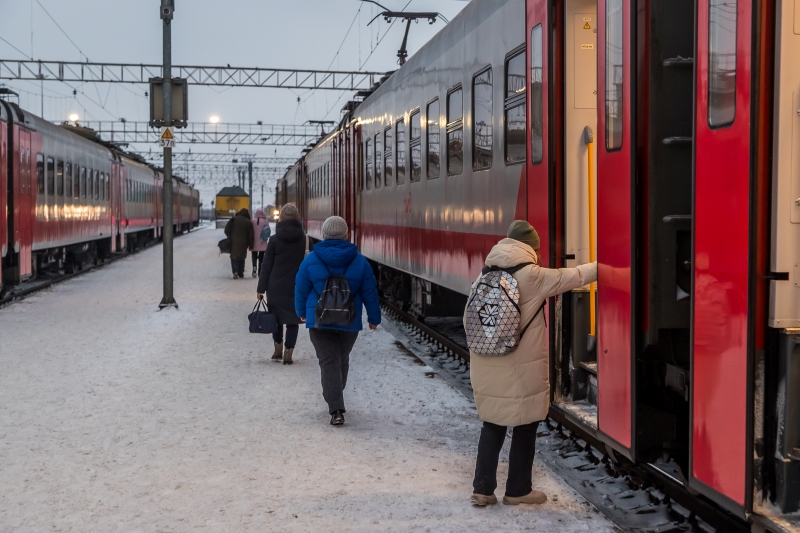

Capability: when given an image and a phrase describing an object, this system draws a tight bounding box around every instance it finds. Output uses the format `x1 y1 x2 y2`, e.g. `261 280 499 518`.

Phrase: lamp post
158 0 177 310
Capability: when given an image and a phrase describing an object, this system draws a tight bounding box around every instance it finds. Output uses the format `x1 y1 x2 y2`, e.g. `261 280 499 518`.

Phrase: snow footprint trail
0 228 619 532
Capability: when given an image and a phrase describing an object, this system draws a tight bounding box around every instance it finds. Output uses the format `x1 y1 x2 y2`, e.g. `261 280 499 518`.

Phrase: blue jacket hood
313 239 358 269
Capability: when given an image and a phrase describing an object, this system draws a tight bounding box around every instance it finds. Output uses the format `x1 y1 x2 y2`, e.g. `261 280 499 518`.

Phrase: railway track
380 298 751 533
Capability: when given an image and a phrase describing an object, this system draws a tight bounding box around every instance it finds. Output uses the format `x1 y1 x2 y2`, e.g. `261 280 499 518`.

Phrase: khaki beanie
279 203 300 222
507 220 540 251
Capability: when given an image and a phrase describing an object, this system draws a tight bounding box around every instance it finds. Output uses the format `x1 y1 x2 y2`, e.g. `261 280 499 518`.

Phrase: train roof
216 186 249 198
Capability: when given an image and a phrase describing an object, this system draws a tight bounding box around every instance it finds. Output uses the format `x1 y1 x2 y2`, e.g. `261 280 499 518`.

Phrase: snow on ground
0 228 619 532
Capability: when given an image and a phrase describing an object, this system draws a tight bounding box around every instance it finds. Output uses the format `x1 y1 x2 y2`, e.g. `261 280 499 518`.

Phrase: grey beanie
279 203 300 222
322 216 348 240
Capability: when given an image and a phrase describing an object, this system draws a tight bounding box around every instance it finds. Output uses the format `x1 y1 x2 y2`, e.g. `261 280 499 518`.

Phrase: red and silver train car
1 102 200 291
276 0 798 528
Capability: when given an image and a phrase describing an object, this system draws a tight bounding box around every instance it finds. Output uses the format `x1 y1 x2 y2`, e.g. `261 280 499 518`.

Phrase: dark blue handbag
248 300 278 334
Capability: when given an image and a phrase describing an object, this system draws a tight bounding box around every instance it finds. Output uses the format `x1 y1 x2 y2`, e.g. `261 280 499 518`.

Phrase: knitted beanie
279 203 300 222
322 216 348 240
507 220 540 251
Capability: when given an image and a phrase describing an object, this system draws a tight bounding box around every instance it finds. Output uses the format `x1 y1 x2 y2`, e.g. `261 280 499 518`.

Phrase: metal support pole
261 183 264 210
248 161 253 213
159 0 177 310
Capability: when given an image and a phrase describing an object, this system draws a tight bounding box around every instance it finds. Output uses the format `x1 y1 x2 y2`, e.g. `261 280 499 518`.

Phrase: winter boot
252 267 257 278
330 410 345 426
271 342 283 361
502 490 547 505
470 493 498 506
282 348 294 365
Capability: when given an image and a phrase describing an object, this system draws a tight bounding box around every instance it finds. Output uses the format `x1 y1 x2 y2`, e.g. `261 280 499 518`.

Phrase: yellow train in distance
214 186 249 220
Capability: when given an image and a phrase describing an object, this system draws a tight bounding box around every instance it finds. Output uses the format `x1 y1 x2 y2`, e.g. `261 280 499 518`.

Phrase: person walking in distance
294 216 381 426
467 220 597 507
224 208 254 280
251 208 271 278
256 204 307 365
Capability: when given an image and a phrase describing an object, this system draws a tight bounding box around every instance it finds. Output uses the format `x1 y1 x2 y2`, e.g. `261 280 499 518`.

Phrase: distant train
276 0 800 530
0 101 200 294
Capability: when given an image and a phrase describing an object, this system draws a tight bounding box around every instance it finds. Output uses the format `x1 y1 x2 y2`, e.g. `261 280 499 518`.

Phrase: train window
73 165 80 199
410 111 421 182
531 24 544 164
36 154 44 195
427 99 441 179
708 0 737 128
472 68 493 171
384 126 394 186
56 160 64 197
46 157 55 197
447 87 464 176
100 173 105 201
365 138 373 190
94 170 99 199
396 119 406 184
105 174 109 201
81 168 87 198
605 0 624 150
505 48 527 164
22 149 30 195
374 132 382 189
65 163 73 201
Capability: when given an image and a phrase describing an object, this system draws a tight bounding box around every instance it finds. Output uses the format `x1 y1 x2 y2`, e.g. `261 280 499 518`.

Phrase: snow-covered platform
0 228 618 532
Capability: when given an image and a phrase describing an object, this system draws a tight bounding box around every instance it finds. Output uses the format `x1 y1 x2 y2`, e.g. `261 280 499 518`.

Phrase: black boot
330 410 345 426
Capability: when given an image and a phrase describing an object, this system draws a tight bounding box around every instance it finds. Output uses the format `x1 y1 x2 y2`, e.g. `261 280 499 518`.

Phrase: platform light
209 115 220 124
69 113 80 122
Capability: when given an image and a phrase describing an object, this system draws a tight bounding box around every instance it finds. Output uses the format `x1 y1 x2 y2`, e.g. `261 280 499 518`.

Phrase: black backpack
314 259 356 326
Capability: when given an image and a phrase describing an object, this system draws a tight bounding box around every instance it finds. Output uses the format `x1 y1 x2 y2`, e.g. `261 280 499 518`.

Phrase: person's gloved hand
257 293 265 301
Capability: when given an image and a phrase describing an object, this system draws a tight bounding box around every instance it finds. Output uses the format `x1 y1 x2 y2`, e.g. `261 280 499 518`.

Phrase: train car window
81 167 87 198
365 138 373 189
531 25 544 164
605 0 624 150
472 68 493 171
505 49 527 163
384 126 394 186
410 111 422 182
374 132 382 189
94 170 100 200
65 163 73 201
99 173 104 201
46 157 55 197
447 87 464 176
36 154 44 195
24 150 31 195
396 119 406 184
56 160 64 197
708 0 737 128
73 165 80 199
427 99 441 179
105 174 109 201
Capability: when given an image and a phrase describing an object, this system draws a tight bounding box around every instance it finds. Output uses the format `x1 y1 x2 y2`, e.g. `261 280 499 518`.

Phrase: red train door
596 0 635 458
111 163 123 252
690 0 754 515
17 130 33 279
526 0 549 266
1 117 7 266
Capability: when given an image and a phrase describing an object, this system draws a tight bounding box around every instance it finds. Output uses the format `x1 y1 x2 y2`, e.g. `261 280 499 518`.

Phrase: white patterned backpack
464 262 543 356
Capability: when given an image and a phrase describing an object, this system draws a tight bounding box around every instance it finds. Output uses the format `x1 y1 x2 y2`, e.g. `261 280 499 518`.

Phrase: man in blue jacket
295 216 381 426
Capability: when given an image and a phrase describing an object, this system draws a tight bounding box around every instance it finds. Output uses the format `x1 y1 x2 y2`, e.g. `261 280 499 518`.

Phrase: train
275 0 800 530
0 100 200 296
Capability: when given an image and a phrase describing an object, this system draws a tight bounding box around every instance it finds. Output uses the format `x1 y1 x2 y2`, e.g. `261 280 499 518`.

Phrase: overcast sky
0 0 468 205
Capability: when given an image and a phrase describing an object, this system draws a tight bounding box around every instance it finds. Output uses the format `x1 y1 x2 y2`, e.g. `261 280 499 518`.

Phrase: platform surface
0 228 618 532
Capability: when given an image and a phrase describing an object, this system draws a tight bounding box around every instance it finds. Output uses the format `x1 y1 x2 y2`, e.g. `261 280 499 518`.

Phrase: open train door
595 0 636 459
689 0 755 516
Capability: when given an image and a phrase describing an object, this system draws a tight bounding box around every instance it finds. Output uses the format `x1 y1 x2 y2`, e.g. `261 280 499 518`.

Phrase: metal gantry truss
0 59 387 90
75 121 323 146
128 151 298 165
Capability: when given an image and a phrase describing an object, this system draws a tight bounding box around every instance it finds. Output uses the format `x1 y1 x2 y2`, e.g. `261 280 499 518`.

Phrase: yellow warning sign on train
584 21 591 29
159 127 176 148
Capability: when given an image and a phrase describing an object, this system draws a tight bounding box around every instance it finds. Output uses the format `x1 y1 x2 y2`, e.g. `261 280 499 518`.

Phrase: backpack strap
481 261 534 276
519 300 547 339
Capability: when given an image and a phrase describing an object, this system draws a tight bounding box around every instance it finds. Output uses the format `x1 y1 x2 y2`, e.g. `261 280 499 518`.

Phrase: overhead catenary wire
34 0 90 61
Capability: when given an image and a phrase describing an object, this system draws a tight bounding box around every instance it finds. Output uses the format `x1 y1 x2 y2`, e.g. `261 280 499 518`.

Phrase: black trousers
309 329 359 414
230 258 245 277
273 323 299 349
252 251 265 273
473 420 540 497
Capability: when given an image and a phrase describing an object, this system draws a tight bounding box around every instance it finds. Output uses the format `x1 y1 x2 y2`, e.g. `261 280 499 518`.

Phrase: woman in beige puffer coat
467 221 597 507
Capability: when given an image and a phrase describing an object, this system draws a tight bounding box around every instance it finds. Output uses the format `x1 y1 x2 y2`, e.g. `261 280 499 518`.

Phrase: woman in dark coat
224 208 254 279
256 203 309 365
